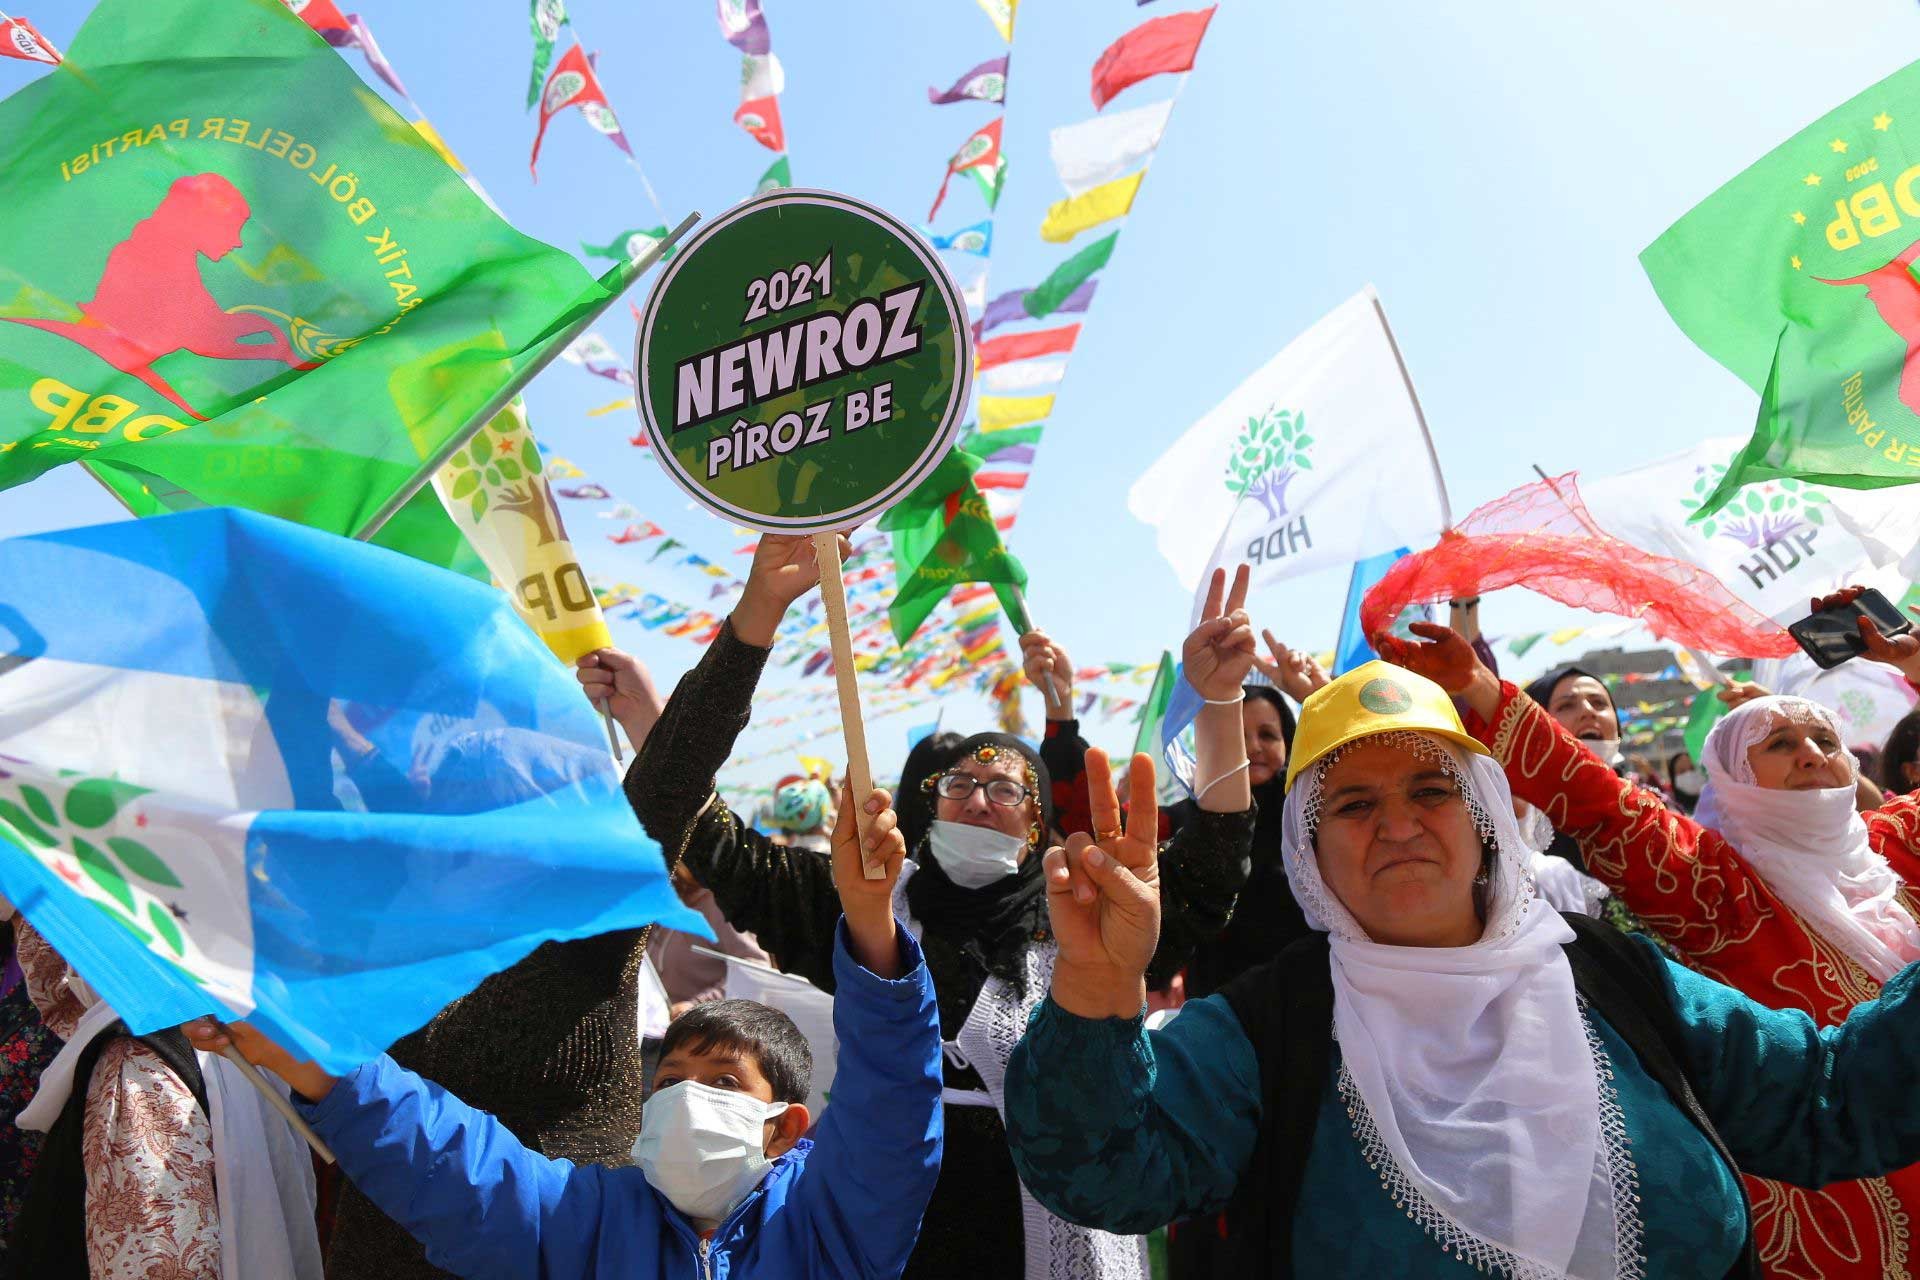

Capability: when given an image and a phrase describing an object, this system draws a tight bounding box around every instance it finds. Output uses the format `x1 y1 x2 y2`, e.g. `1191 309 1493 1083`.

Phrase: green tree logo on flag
544 70 586 114
1223 405 1313 520
1678 464 1830 547
0 759 190 962
442 421 553 540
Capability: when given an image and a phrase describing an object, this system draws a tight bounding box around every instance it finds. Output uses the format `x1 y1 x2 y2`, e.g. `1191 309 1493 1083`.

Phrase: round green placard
635 189 973 533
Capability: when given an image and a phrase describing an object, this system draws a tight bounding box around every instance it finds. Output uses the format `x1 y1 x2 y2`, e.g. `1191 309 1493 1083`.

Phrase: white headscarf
1283 731 1634 1280
1694 695 1920 983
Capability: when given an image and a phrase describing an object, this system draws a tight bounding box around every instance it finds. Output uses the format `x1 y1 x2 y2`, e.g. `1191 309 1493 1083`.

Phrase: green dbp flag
1643 60 1920 518
0 0 640 558
882 447 1028 645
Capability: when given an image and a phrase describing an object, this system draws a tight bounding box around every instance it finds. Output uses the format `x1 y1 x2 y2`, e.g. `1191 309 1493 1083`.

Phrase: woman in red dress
1377 596 1920 1279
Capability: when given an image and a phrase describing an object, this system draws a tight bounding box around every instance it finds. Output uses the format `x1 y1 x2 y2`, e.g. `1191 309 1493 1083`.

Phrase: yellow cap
1284 659 1490 790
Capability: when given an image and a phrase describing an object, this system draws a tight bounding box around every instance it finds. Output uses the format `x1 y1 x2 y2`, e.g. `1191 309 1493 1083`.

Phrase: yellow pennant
976 0 1017 42
1041 171 1143 243
979 394 1053 432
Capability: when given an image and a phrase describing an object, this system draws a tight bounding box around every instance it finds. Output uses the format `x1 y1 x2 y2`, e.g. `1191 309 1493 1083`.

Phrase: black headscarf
895 730 966 856
1523 666 1617 722
902 732 1053 987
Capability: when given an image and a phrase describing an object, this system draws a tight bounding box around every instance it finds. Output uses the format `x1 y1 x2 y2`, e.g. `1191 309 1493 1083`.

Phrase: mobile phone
1786 588 1914 670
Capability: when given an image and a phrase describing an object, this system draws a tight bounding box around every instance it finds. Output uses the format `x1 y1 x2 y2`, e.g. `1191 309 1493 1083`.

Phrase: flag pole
1371 289 1451 529
218 1046 336 1166
353 210 700 544
812 530 883 879
1004 584 1061 710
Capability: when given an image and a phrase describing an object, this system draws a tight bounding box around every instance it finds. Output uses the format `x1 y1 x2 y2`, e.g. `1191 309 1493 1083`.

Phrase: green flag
1131 650 1177 758
527 0 571 110
1683 676 1751 762
582 225 675 265
755 155 792 195
960 422 1044 458
1642 60 1920 518
0 0 643 560
1025 232 1116 319
882 447 1029 645
968 156 1007 211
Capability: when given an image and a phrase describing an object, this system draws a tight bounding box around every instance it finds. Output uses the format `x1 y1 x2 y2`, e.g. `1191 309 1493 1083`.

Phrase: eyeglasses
934 773 1033 807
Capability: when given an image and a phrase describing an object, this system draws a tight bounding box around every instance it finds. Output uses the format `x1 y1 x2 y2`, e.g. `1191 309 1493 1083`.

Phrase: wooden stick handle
219 1045 337 1166
812 531 881 878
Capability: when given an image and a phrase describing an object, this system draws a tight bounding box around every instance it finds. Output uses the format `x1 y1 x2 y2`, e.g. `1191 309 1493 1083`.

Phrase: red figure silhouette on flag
4 173 316 421
1819 238 1920 416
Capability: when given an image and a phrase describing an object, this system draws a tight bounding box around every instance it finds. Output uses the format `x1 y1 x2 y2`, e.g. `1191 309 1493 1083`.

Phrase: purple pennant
984 443 1037 465
716 0 771 54
928 55 1010 105
980 289 1034 334
1055 280 1098 315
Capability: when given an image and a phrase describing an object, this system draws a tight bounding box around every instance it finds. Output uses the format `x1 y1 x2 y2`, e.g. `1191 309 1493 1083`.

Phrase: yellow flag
976 0 1016 42
1548 626 1588 646
979 394 1054 432
586 398 635 418
432 399 614 664
797 755 832 781
1040 171 1142 243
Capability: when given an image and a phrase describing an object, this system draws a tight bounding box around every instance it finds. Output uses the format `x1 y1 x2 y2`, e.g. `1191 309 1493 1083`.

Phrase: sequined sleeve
621 620 843 992
1469 682 1774 965
1866 792 1920 877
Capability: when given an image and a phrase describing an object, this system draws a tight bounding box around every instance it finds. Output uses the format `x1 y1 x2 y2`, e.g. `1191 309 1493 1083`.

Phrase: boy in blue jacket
187 784 941 1280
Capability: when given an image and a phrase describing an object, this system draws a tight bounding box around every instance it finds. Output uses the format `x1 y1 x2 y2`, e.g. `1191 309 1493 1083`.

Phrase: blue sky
4 0 1918 792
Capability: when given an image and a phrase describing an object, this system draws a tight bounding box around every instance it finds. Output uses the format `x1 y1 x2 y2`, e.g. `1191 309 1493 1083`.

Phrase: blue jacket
300 921 943 1279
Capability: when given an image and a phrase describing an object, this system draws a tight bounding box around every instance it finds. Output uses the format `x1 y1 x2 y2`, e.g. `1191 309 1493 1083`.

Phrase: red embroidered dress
1469 682 1920 1279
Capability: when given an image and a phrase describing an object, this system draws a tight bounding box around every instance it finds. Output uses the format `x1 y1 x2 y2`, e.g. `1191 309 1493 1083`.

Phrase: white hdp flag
1582 437 1920 625
1129 287 1451 594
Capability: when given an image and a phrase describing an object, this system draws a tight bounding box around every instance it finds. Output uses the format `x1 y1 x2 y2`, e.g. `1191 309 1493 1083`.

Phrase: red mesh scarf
1360 472 1799 658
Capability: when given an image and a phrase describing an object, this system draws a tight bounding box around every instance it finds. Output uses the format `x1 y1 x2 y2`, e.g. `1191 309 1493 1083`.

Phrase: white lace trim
1335 1007 1645 1279
1582 1002 1647 1280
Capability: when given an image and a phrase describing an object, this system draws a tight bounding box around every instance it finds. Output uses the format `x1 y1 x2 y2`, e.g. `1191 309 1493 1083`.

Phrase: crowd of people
3 530 1920 1279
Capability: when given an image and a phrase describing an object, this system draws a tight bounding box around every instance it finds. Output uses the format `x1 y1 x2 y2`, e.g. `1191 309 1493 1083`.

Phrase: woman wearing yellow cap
1000 660 1920 1277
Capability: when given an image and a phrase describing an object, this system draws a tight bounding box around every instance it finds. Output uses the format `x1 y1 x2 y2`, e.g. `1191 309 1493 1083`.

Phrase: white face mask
1578 737 1622 768
1673 769 1704 794
632 1080 790 1226
927 818 1026 888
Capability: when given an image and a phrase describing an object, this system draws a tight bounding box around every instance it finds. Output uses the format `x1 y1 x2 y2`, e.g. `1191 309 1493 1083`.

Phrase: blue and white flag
928 220 993 256
0 508 709 1073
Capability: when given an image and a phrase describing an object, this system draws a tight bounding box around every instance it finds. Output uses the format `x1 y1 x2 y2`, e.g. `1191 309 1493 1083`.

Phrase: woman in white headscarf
1375 609 1920 1280
999 660 1920 1278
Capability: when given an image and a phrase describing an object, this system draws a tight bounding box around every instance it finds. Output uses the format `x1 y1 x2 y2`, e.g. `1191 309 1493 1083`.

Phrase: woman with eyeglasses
588 536 1256 1280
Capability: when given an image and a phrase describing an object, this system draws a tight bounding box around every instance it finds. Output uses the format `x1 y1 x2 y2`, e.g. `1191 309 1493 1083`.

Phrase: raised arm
1148 566 1260 981
1376 623 1770 958
1025 628 1101 838
1005 995 1259 1233
601 535 852 990
1010 744 1259 1230
1658 947 1920 1186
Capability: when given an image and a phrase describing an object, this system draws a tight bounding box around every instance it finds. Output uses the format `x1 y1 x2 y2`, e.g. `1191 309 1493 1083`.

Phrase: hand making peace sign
1183 564 1258 701
1044 748 1162 1020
